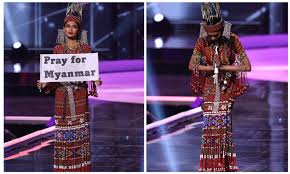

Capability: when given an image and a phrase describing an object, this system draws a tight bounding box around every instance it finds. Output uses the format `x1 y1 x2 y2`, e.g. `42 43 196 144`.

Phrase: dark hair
63 20 81 29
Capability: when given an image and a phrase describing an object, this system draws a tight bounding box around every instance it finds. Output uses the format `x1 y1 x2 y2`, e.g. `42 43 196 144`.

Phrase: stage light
95 3 104 11
97 5 104 11
17 3 26 10
13 42 21 49
154 13 164 22
48 22 55 28
154 37 163 48
222 10 229 18
151 14 173 38
13 63 21 73
9 42 28 66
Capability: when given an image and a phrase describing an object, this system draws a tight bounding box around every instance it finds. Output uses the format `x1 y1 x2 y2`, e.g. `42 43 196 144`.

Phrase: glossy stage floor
146 34 288 172
4 60 144 172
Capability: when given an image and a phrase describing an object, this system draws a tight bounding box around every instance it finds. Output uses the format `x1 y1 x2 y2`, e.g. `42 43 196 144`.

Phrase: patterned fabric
190 33 249 99
190 33 250 172
189 49 204 96
200 84 238 172
54 120 90 142
203 114 230 128
203 20 224 33
46 43 92 172
199 21 232 40
64 15 81 26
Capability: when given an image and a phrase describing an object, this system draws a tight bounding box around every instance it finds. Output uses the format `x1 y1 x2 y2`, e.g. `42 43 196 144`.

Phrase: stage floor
146 78 288 172
4 101 144 172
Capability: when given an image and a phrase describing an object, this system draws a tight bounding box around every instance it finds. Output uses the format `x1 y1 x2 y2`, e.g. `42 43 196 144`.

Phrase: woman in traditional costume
188 3 251 172
37 3 101 172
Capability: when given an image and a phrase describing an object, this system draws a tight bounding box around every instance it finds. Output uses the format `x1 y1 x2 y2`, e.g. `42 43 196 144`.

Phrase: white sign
40 53 99 82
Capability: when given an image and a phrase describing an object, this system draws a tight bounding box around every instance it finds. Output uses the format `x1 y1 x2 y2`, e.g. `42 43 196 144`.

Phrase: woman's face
63 21 79 39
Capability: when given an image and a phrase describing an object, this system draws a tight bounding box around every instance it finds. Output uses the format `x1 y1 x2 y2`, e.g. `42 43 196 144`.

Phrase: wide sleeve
189 38 205 96
82 43 92 53
52 44 65 54
232 33 250 65
230 33 249 98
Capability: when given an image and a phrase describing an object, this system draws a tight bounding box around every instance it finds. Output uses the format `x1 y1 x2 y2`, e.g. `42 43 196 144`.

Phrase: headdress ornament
199 3 231 39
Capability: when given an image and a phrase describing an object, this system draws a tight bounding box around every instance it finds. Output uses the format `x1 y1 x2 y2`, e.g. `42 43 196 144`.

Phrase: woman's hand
214 55 221 68
94 78 102 87
37 80 47 90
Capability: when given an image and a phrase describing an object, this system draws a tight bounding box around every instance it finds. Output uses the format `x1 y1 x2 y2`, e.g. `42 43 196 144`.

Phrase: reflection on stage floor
147 77 288 172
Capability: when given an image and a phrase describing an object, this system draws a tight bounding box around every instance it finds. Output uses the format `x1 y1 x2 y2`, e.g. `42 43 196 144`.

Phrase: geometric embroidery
203 114 230 128
54 148 67 159
55 124 89 142
202 101 232 114
221 104 227 110
54 143 90 159
200 113 238 172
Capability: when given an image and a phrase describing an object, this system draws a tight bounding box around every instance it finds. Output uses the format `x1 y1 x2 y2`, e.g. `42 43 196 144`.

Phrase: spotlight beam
117 5 144 18
246 6 267 22
4 4 18 42
4 7 67 32
147 55 178 172
92 32 114 48
233 6 267 31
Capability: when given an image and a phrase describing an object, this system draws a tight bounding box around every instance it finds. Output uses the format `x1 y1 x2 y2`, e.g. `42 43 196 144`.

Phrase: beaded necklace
63 40 82 53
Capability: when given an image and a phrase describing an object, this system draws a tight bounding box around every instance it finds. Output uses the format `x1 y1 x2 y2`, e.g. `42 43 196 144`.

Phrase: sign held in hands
40 53 99 82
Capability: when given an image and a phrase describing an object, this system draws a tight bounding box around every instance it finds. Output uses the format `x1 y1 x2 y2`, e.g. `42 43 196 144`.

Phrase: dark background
147 2 287 37
4 2 144 73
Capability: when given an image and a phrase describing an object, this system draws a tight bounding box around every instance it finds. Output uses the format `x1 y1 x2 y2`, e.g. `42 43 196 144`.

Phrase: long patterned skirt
53 85 91 172
199 78 238 172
